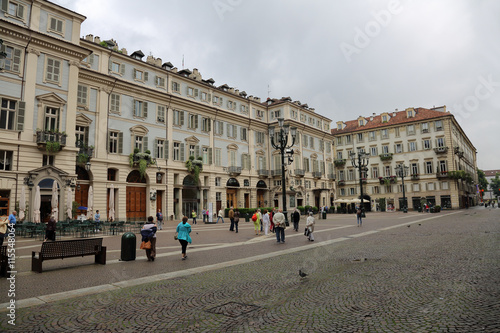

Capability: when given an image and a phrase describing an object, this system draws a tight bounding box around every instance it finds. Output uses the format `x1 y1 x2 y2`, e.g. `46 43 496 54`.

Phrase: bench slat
39 238 103 260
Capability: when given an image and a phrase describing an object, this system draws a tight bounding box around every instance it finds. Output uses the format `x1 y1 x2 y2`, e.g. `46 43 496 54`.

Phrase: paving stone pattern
2 209 499 332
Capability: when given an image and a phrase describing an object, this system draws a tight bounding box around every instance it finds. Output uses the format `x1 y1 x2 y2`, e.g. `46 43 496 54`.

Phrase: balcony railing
227 166 242 176
271 169 282 177
327 173 336 180
36 130 67 151
257 169 269 177
334 159 346 167
434 146 448 154
338 179 345 186
379 153 393 161
312 171 322 179
379 176 397 184
295 169 305 177
410 174 420 180
436 171 449 178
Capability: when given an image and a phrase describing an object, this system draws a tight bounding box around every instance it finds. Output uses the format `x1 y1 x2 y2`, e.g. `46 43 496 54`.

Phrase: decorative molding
27 47 41 56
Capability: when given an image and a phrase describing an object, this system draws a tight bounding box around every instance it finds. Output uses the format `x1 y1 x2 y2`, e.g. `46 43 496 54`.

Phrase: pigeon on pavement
299 270 308 278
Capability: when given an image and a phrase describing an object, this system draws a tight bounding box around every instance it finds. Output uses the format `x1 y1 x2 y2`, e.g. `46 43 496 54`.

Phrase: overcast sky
53 0 500 170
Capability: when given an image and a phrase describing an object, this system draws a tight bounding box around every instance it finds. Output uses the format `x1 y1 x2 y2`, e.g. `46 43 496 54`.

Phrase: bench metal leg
31 252 43 273
95 246 106 265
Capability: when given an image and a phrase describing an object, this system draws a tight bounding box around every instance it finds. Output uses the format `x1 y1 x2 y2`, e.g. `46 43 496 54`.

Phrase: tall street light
350 150 369 216
395 163 409 213
269 118 297 226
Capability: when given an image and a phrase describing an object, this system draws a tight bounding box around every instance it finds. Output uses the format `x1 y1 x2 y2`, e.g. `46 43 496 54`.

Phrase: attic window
407 110 414 118
358 119 364 126
382 115 388 122
337 123 342 130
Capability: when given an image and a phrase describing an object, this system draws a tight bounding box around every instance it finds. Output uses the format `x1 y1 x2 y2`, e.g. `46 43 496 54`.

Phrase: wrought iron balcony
434 146 448 154
327 173 336 180
334 159 346 167
436 171 449 178
271 169 282 177
379 153 393 161
338 179 345 186
295 169 305 177
312 171 322 179
36 130 67 151
257 169 269 177
227 166 242 176
410 174 420 180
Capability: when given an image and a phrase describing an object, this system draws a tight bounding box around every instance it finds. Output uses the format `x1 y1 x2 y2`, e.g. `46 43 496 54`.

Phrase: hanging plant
185 156 203 184
46 141 61 153
129 149 154 179
138 159 148 179
77 153 89 164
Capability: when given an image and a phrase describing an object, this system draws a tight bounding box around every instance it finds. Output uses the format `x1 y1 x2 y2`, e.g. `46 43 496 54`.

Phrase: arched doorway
38 178 59 223
126 170 147 221
226 178 240 208
182 175 199 218
256 180 267 208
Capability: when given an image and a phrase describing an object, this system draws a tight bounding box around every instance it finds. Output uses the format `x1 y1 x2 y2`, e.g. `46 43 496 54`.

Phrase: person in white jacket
306 212 315 241
262 209 270 236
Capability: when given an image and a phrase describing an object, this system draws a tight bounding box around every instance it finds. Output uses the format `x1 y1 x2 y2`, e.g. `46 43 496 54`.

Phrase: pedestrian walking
306 212 315 241
262 209 270 235
141 216 157 261
269 208 275 233
234 209 240 233
292 208 301 232
94 210 101 232
356 206 362 227
191 209 197 224
45 215 56 241
156 209 164 230
202 208 207 223
175 216 192 260
217 209 224 223
8 210 16 232
273 209 286 243
229 207 235 231
253 209 261 235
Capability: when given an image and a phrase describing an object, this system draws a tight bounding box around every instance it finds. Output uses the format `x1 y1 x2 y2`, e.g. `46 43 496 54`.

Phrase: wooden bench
31 238 106 273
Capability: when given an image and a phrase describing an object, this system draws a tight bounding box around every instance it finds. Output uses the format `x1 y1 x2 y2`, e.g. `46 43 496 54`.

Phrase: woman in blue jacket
176 216 192 260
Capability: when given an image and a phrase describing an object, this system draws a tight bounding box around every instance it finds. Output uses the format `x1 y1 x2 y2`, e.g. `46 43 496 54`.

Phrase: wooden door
244 193 250 208
126 186 146 220
257 190 265 208
156 191 163 214
226 189 237 208
75 184 89 217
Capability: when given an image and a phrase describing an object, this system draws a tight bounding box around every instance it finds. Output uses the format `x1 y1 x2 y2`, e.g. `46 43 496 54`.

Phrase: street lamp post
350 150 369 216
395 163 409 213
269 118 297 226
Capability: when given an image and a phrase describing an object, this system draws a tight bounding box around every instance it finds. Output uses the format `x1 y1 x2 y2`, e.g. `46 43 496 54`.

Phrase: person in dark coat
292 208 301 232
45 215 56 241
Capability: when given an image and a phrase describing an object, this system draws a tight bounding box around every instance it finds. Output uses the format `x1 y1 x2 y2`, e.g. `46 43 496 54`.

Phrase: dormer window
358 119 364 126
407 109 414 118
382 115 388 122
131 50 145 60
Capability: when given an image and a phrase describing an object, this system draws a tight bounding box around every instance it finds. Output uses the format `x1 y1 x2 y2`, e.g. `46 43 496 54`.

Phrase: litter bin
121 232 136 261
245 213 250 222
322 211 327 219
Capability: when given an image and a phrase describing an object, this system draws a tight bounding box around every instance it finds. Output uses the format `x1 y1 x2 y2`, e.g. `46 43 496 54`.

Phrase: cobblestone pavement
1 208 499 332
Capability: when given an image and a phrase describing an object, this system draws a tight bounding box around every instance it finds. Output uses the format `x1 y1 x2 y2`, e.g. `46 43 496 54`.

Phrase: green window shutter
180 143 185 161
180 111 184 126
208 119 211 132
220 122 224 135
195 145 200 158
263 156 266 169
233 125 237 139
120 63 125 75
143 102 148 118
118 132 123 154
133 68 136 78
144 72 149 81
1 0 8 12
241 154 245 169
165 140 169 159
195 115 199 129
143 136 148 153
208 148 213 165
13 48 21 72
16 101 25 131
108 58 112 71
226 124 230 137
208 93 211 102
133 99 136 115
154 139 158 158
247 154 251 169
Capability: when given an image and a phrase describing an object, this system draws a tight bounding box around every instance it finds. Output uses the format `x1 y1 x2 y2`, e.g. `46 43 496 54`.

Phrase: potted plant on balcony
185 156 203 184
45 141 61 153
129 148 154 179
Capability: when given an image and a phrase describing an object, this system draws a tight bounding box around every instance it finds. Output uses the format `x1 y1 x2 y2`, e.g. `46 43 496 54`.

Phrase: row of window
2 1 65 35
337 160 448 181
336 120 444 145
336 138 446 159
339 182 449 196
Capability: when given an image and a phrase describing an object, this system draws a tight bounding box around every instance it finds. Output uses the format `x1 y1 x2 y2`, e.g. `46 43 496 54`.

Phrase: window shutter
13 49 21 72
220 122 224 135
180 143 185 161
219 97 223 105
89 54 94 65
1 0 7 12
233 125 237 139
144 72 149 81
16 101 25 131
120 63 125 75
263 156 266 169
133 99 136 115
17 4 24 18
227 124 230 137
133 68 136 78
195 115 199 129
143 102 148 118
194 89 199 97
50 18 56 30
154 139 158 158
165 140 169 159
180 111 184 126
208 93 211 102
195 145 200 158
108 58 113 71
118 132 123 154
143 136 148 153
241 154 246 169
208 119 211 132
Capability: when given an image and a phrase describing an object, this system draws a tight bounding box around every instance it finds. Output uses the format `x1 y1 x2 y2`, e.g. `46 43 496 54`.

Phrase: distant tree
489 173 500 197
477 169 488 191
